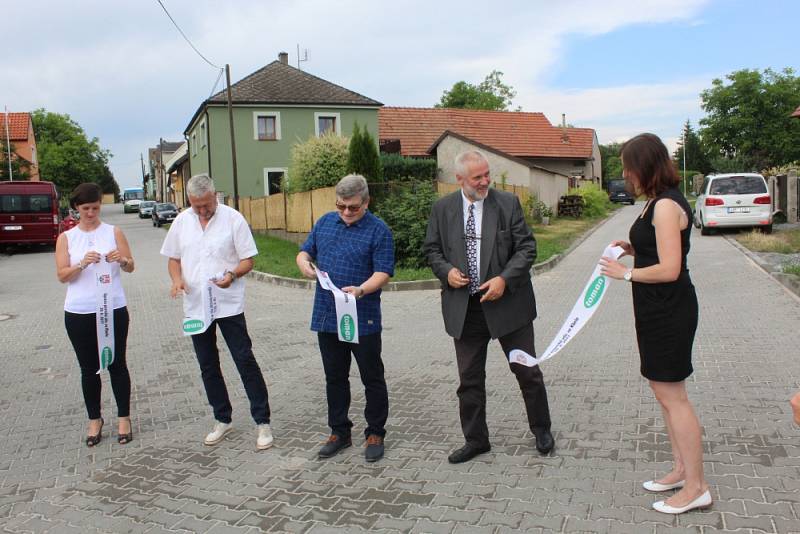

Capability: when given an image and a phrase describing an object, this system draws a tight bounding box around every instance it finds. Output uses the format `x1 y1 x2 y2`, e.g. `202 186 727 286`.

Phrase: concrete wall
188 105 379 198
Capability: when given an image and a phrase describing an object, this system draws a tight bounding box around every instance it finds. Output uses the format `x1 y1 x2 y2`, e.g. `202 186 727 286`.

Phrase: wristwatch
623 269 633 282
225 270 237 281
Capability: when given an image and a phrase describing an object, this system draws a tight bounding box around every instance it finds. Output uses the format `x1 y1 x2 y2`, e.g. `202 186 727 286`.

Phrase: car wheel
700 219 712 236
630 200 635 205
760 224 773 234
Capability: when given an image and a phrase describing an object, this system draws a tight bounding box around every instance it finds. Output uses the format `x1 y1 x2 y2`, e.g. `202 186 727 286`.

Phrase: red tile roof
0 113 31 141
792 105 800 118
379 107 595 159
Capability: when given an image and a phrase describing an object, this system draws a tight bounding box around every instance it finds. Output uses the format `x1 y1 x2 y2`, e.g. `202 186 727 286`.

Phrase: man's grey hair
187 174 216 197
454 150 489 178
335 174 369 201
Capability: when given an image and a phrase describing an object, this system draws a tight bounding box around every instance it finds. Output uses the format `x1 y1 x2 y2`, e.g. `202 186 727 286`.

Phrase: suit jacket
423 188 538 340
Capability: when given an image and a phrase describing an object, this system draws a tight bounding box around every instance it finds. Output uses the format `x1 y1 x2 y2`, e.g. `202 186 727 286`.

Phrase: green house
183 52 382 198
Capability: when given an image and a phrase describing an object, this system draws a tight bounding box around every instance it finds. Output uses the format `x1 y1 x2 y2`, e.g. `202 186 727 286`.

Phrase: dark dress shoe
364 435 384 463
533 428 554 454
448 443 491 464
318 434 352 459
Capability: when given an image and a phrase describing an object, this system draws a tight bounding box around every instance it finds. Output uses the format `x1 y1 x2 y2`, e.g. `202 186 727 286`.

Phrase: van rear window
0 194 53 214
709 176 767 195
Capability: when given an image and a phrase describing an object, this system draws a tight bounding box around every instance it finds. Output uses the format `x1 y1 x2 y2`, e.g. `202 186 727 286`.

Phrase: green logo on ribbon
583 276 606 308
339 314 355 342
100 346 113 368
183 319 204 333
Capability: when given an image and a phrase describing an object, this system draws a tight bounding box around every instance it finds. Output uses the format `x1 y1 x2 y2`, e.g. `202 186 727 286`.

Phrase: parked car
60 209 79 232
694 173 772 235
138 200 157 219
0 180 61 248
152 202 179 227
606 179 635 205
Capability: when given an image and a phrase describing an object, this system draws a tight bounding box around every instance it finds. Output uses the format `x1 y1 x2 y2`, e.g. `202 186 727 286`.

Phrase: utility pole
159 138 165 203
225 64 240 211
140 153 147 197
682 122 687 196
4 106 12 181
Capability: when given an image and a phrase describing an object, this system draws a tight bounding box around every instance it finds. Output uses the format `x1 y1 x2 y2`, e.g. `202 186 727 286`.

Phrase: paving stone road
0 203 799 533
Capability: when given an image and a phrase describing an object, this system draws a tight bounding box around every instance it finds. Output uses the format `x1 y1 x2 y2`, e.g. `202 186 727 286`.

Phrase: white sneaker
204 422 232 446
256 424 274 450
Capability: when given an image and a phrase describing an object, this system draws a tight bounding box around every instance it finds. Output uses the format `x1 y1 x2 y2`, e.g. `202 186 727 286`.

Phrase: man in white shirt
160 174 273 450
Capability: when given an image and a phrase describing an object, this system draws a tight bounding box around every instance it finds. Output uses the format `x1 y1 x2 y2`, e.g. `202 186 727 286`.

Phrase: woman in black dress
600 133 710 514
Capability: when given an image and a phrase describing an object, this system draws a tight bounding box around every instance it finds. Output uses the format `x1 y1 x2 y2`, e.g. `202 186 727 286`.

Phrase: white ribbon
314 266 359 344
182 275 220 336
94 259 115 373
508 245 625 367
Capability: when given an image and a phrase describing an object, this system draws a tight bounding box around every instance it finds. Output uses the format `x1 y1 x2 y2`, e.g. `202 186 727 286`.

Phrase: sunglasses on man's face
336 202 363 213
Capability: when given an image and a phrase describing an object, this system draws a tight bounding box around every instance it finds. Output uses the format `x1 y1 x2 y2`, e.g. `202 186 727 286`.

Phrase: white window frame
253 111 281 141
263 167 288 196
191 133 197 155
314 112 341 137
199 119 207 148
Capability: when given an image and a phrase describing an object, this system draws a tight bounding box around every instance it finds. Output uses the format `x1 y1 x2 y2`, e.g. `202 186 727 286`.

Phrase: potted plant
537 201 553 225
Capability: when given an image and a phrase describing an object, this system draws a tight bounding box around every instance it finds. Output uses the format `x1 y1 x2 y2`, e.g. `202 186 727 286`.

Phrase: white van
694 173 772 235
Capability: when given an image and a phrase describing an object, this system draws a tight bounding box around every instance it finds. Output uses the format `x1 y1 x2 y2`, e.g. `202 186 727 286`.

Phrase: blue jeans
318 332 388 439
190 313 270 424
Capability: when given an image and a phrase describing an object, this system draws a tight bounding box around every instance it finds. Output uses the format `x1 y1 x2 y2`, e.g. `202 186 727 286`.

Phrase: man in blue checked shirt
296 174 395 462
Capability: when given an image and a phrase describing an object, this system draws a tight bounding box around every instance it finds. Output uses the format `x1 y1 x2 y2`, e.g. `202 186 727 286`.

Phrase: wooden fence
224 181 532 232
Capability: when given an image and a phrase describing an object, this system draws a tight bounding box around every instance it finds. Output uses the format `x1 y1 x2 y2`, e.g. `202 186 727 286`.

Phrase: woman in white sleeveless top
55 183 135 447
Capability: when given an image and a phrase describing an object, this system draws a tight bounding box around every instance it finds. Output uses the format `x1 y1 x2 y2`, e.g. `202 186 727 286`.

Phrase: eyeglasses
336 202 363 213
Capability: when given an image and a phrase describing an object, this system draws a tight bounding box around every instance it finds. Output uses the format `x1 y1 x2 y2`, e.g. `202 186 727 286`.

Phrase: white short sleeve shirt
160 204 258 320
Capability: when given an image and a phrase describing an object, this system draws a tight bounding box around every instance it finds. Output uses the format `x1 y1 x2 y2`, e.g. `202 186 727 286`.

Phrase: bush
372 181 438 268
380 154 438 182
288 133 349 192
347 122 382 182
569 183 612 218
523 195 552 224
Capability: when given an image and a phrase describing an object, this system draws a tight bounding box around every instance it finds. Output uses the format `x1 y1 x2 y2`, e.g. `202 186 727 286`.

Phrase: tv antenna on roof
296 44 309 70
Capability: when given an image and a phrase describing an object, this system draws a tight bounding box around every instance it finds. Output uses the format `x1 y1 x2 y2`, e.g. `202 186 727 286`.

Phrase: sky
3 0 798 189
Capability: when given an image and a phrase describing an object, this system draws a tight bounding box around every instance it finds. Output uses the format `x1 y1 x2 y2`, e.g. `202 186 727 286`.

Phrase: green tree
372 182 438 268
436 70 518 111
0 142 32 181
30 108 117 193
599 142 623 180
288 132 349 192
673 120 711 175
347 122 382 182
699 68 800 171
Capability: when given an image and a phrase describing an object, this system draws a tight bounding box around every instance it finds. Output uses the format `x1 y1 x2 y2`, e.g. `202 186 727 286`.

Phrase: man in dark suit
423 150 554 463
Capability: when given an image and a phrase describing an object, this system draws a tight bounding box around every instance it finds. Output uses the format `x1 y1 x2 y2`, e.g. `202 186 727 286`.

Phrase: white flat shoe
643 479 685 492
204 422 232 446
256 424 273 450
653 490 712 514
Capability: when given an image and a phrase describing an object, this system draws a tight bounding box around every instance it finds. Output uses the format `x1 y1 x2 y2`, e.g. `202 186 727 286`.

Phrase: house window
314 112 341 137
264 168 287 196
200 120 207 148
30 146 37 166
253 112 281 141
191 133 197 155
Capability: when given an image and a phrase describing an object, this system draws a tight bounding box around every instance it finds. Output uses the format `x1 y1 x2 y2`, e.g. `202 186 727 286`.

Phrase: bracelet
357 286 365 299
78 261 86 270
225 269 237 281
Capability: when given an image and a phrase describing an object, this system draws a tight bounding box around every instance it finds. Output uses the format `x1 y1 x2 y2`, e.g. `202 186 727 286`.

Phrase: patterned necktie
466 204 480 295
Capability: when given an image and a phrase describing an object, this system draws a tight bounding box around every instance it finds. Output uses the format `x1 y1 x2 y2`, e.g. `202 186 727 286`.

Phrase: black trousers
190 313 270 425
64 307 131 420
453 295 551 447
318 332 388 439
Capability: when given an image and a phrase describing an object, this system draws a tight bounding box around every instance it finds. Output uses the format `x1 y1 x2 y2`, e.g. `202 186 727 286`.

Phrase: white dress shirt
160 204 258 320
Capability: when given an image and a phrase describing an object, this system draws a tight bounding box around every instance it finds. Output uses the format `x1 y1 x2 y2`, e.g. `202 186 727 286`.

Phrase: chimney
278 52 289 65
561 113 570 144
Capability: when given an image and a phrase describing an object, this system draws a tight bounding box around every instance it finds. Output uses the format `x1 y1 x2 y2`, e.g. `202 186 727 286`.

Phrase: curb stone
247 207 626 291
723 234 800 299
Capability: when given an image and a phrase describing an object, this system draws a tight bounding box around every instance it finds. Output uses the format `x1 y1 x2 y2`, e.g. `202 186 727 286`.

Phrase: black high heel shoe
86 418 104 447
117 418 133 445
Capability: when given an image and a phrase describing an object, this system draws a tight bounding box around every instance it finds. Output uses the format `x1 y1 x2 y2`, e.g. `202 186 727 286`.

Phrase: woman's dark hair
69 183 103 208
620 133 680 198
